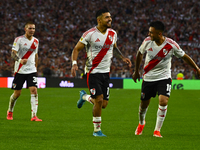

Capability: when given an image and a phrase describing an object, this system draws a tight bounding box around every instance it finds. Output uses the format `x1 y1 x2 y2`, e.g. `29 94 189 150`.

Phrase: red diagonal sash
87 30 115 88
15 38 38 75
143 43 173 75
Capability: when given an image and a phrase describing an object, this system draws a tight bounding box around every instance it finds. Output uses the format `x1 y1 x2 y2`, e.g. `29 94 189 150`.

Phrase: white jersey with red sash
80 27 117 74
12 35 39 74
139 37 185 81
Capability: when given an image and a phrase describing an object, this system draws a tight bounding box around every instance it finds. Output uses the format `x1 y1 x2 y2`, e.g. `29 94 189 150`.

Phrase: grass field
0 88 200 150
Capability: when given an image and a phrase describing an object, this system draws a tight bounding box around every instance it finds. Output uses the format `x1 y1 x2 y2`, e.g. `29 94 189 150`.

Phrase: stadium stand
0 0 199 79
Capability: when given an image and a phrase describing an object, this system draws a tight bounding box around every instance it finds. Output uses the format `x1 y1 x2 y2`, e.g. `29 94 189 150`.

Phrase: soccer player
7 21 42 121
71 8 132 137
132 21 200 137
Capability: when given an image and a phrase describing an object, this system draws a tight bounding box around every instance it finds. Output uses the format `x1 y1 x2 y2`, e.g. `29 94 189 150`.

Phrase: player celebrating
71 8 132 137
7 21 42 121
132 21 200 137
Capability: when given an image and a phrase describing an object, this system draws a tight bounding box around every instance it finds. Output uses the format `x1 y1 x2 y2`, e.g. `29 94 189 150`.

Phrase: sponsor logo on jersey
80 37 83 41
24 43 27 46
90 88 96 95
95 38 100 42
95 44 114 50
14 43 16 46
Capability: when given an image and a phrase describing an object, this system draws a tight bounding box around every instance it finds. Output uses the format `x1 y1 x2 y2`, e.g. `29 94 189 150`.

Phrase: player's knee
14 90 21 98
30 87 37 94
102 100 108 109
159 95 169 106
95 95 104 105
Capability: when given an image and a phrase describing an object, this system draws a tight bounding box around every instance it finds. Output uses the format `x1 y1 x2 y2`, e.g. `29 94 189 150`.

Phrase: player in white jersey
7 21 42 121
132 21 200 137
71 8 132 137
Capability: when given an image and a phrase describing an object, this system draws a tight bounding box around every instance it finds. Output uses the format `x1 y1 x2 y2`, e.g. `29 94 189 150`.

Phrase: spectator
0 0 199 79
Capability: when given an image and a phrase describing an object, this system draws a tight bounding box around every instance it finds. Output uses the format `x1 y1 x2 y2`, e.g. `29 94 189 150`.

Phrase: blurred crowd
0 0 199 79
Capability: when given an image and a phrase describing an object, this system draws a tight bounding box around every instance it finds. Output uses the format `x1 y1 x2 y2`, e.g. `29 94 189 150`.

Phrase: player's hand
132 71 140 83
122 57 132 68
71 64 78 77
20 59 28 65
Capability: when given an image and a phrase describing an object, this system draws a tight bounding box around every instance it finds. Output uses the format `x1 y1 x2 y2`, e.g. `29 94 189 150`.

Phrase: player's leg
28 73 42 121
78 93 108 108
7 90 21 120
88 73 107 136
102 100 108 109
77 90 93 108
139 100 150 124
135 99 150 135
7 73 25 120
101 75 109 109
92 94 106 137
154 95 169 138
135 81 156 135
154 78 171 137
77 73 109 109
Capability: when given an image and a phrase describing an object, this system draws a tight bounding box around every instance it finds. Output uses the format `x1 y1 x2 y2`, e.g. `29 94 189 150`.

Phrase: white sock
31 94 38 118
83 94 93 104
93 117 101 132
8 94 18 112
154 105 168 131
139 105 148 125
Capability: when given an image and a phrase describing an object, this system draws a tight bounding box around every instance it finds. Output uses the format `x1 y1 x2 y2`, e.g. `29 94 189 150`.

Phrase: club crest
90 88 96 95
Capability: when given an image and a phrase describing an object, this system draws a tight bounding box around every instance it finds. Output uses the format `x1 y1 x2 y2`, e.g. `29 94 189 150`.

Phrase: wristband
72 60 77 66
18 58 22 63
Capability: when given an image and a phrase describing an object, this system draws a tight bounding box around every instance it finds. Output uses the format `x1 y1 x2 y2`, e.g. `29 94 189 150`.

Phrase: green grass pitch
0 88 200 150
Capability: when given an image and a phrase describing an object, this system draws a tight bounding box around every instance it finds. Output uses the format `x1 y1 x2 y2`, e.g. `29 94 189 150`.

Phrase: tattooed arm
11 50 20 61
113 43 132 67
113 43 124 59
11 50 27 65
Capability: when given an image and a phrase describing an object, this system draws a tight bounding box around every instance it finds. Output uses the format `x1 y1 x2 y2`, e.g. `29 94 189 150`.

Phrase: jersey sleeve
79 31 91 45
12 37 20 51
35 40 39 54
172 40 185 58
114 31 117 43
138 37 150 54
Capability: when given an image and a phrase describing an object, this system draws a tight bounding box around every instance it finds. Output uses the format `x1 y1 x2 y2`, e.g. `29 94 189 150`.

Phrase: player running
7 21 42 121
71 8 132 137
132 21 200 137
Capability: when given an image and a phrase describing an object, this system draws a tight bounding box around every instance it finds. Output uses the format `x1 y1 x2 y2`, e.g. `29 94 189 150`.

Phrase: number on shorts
166 84 171 92
33 76 38 86
107 87 109 98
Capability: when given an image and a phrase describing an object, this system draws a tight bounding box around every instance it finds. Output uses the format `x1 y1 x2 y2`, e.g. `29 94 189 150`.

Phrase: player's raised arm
71 41 85 77
113 43 132 67
132 51 143 83
181 53 200 78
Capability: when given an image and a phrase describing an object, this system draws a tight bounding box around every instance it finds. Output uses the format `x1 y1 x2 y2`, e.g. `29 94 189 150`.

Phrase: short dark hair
149 21 165 32
96 7 109 18
25 21 35 27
